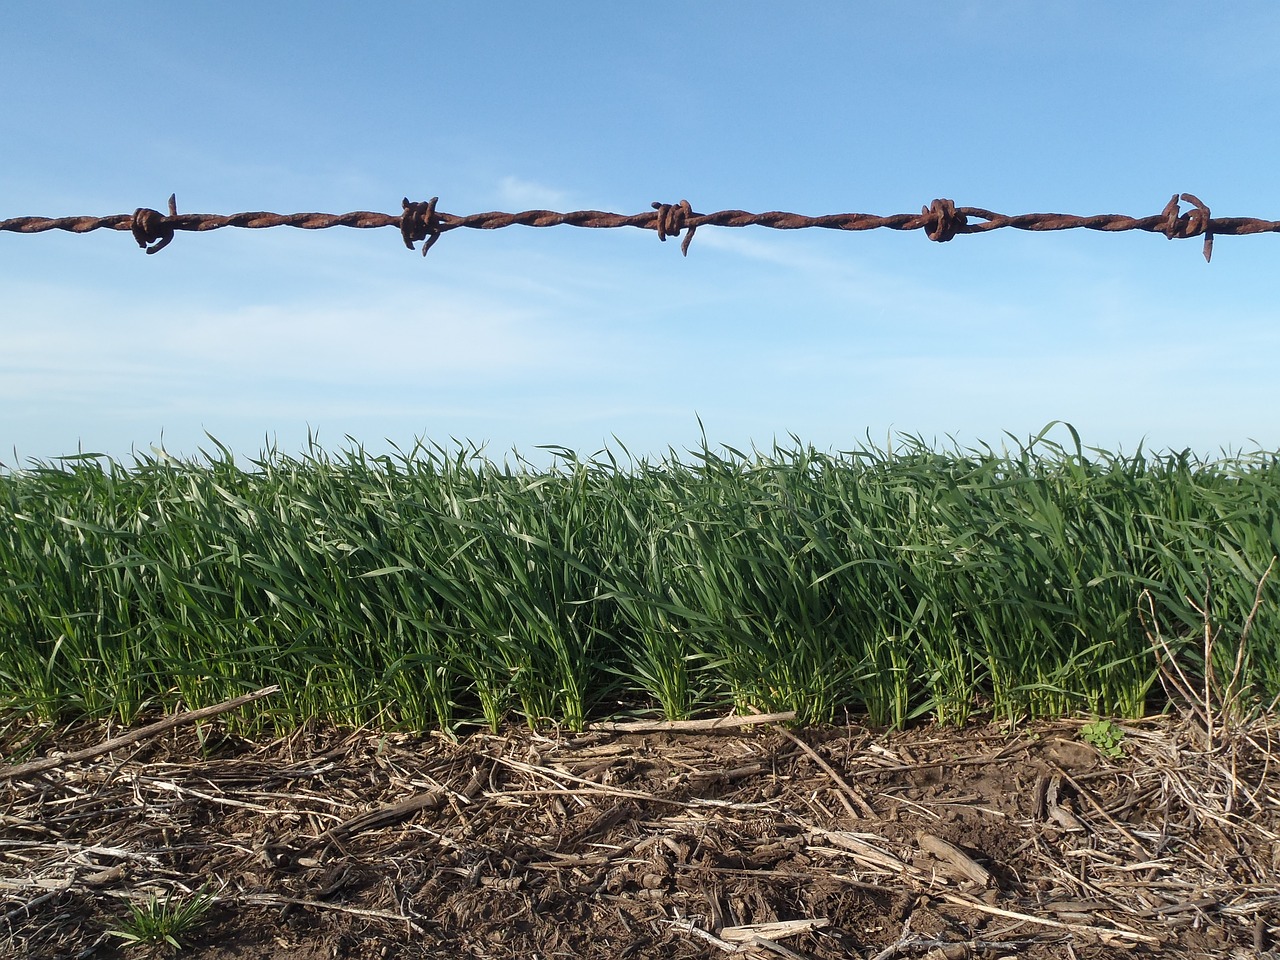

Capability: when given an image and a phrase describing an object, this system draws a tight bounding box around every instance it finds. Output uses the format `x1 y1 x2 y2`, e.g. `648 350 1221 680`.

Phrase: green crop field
2 425 1277 733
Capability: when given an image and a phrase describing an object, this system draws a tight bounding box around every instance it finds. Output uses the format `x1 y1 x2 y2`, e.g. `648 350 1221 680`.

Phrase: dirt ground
2 707 1277 960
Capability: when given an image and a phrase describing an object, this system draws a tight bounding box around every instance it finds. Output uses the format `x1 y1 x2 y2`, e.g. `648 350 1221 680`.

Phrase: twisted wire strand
4 193 1275 262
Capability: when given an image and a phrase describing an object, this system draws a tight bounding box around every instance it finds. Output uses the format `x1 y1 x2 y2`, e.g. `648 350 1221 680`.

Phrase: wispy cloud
496 176 571 210
0 277 644 460
691 228 1028 336
3 288 591 388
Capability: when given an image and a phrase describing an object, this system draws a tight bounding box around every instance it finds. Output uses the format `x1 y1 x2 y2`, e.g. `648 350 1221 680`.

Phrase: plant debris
3 707 1277 959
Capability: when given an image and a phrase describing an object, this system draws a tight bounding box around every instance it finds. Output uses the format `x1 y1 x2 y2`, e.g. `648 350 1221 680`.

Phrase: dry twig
0 686 279 782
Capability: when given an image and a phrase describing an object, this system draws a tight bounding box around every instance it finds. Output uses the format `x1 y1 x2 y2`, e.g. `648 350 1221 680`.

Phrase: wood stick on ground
773 726 877 818
0 685 280 782
2 883 71 926
748 934 811 960
667 919 740 953
718 918 829 943
234 892 427 935
938 892 1160 944
320 765 488 844
588 710 796 733
917 832 993 886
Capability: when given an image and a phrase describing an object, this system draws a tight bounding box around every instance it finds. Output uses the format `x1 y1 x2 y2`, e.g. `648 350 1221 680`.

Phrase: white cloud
159 299 567 380
0 276 645 461
495 176 570 210
2 288 592 390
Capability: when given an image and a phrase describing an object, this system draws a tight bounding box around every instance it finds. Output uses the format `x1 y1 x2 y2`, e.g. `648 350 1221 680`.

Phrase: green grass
1 424 1277 732
107 884 216 953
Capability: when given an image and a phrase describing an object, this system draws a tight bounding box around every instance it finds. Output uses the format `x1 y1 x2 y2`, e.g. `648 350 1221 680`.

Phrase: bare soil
2 711 1276 959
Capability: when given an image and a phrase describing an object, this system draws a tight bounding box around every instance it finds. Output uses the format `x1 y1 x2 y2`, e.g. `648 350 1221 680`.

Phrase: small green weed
1079 719 1125 759
108 884 216 954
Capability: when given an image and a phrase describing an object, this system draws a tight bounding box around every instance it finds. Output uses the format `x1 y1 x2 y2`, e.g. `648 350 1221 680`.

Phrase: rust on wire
921 198 966 243
4 193 1279 264
400 196 442 256
651 199 696 255
131 193 178 254
1159 193 1214 262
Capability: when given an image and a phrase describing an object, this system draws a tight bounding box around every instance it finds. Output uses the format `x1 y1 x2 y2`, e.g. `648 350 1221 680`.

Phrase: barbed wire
4 192 1278 263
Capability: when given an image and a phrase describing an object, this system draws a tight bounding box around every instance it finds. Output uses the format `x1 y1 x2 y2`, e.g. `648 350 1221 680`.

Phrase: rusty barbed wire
5 192 1278 263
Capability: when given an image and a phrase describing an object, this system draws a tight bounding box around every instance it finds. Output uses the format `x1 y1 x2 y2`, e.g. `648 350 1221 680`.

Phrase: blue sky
4 4 1279 466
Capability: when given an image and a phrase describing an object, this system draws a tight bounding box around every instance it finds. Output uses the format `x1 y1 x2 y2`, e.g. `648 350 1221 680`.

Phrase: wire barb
921 198 966 243
1160 193 1214 263
651 199 696 256
131 193 178 255
400 197 443 256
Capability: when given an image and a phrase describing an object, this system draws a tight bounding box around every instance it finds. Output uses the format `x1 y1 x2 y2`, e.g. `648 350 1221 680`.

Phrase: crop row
1 426 1277 731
